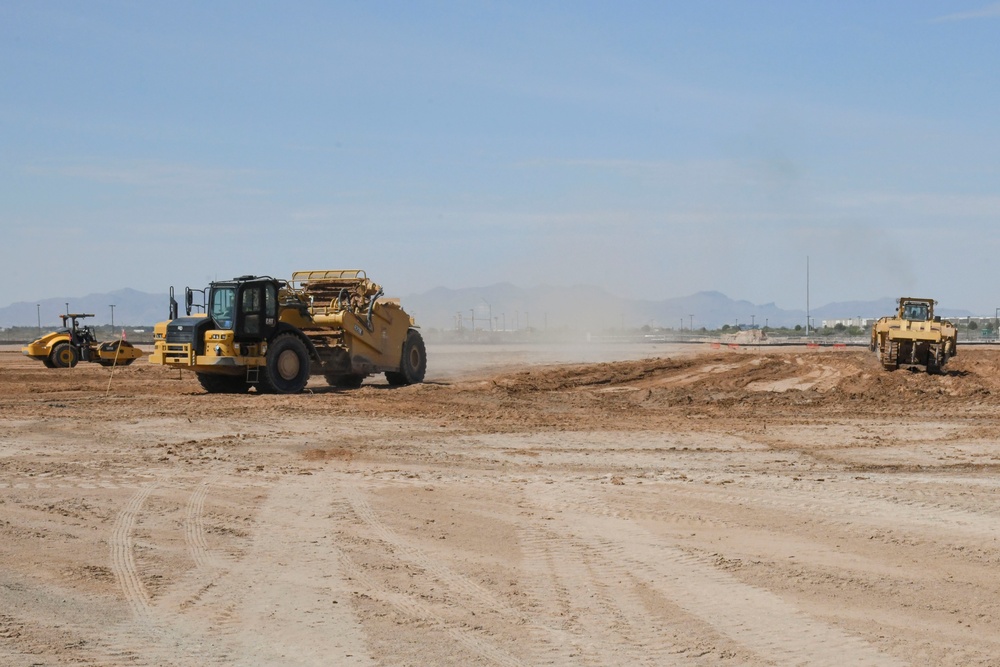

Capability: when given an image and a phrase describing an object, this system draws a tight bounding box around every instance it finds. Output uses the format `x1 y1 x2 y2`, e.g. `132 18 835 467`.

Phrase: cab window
904 303 928 321
265 283 277 318
242 287 262 336
211 287 236 329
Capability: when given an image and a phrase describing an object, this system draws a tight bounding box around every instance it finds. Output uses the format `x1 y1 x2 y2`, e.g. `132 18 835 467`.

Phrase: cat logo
354 324 364 336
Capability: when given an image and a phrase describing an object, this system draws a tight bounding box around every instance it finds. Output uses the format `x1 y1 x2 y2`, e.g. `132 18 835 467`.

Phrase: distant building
824 315 996 330
821 317 873 329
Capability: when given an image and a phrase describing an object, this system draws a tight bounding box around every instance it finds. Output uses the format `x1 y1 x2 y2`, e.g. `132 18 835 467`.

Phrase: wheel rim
276 349 301 380
408 346 421 370
57 348 74 365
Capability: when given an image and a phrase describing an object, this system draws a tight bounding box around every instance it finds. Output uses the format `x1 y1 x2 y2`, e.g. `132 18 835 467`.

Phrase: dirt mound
723 329 768 345
485 348 999 418
4 346 998 431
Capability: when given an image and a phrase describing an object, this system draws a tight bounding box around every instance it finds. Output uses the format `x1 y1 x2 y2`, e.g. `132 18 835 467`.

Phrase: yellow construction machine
870 297 957 373
149 270 426 394
22 313 144 368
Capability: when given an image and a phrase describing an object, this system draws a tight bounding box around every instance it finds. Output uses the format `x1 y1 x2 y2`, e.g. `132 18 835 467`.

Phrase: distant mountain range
0 285 976 331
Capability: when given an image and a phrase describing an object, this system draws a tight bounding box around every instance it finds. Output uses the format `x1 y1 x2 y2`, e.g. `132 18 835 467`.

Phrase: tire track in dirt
339 477 742 665
341 481 524 617
221 472 372 667
184 481 214 571
338 482 531 666
334 547 528 667
110 484 155 625
339 477 696 666
528 482 905 667
515 522 689 666
653 478 1000 544
104 482 244 666
509 528 597 665
99 473 371 666
158 479 239 632
470 500 730 664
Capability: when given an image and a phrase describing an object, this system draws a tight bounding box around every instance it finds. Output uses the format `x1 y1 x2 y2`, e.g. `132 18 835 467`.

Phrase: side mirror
169 286 178 320
185 288 194 316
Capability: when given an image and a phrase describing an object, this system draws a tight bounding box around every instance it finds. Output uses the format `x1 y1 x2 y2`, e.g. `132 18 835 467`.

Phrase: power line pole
806 255 810 336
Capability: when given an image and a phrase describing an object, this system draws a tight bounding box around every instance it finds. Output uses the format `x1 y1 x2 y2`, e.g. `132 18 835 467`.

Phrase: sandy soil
2 341 1000 666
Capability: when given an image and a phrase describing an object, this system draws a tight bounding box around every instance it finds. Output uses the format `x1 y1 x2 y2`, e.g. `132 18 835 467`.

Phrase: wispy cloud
830 191 1000 218
24 159 268 196
931 2 1000 22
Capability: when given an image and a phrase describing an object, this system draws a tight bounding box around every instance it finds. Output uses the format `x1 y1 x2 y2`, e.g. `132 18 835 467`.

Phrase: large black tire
325 373 365 389
386 330 426 386
197 373 251 394
264 333 311 394
50 342 79 368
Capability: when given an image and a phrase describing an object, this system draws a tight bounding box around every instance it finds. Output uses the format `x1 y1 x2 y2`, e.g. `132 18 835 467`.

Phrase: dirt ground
2 341 1000 666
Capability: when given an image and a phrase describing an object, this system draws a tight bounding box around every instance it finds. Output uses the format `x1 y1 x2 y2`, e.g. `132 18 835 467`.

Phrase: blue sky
3 1 1000 312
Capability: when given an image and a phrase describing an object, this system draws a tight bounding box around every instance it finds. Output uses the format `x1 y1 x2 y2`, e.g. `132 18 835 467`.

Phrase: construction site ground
2 342 1000 666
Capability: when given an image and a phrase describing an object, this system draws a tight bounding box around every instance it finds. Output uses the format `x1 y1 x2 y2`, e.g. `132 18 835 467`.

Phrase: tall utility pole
481 300 492 331
109 304 116 329
806 256 811 336
689 314 693 331
36 304 41 333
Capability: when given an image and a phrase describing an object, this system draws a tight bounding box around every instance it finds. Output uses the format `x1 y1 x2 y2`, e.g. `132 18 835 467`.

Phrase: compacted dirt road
3 342 1000 666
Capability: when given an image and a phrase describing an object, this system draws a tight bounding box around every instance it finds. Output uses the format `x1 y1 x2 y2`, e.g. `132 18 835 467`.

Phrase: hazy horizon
0 281 982 332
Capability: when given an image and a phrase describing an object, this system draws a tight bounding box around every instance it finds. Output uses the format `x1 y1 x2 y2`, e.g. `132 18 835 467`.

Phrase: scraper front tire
264 334 310 394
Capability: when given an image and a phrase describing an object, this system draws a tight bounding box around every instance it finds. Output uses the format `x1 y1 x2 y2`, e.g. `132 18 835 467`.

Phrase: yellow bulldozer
870 297 957 373
22 313 144 368
148 270 426 394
